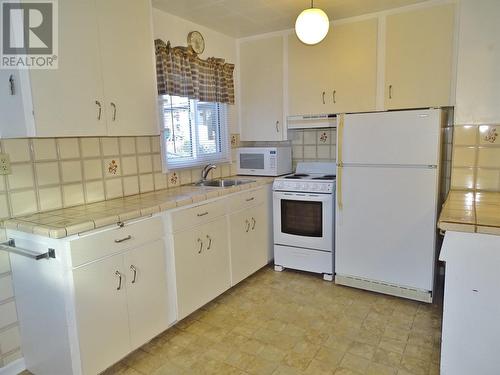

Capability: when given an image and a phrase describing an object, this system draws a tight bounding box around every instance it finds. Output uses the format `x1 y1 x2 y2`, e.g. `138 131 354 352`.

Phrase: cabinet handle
389 85 393 99
206 235 212 250
130 265 137 284
251 217 256 230
95 100 102 120
114 235 132 243
245 219 250 233
197 238 204 254
275 121 280 133
8 75 15 95
197 211 208 217
245 197 255 202
322 91 325 104
332 90 336 104
115 271 122 290
110 102 117 121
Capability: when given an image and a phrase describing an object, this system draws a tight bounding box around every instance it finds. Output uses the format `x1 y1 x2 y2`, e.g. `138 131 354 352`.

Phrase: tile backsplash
288 128 337 167
451 124 500 191
0 136 236 221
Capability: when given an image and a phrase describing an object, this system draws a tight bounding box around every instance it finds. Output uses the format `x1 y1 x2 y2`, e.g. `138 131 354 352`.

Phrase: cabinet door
230 204 269 285
385 4 455 109
96 0 159 136
202 217 231 300
454 0 500 124
229 210 250 285
29 0 106 137
240 36 284 141
0 70 31 137
125 239 168 350
329 19 378 113
173 227 206 320
73 255 130 375
288 34 332 116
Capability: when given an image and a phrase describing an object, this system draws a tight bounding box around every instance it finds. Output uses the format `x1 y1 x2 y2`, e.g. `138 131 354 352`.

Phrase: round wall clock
187 31 205 54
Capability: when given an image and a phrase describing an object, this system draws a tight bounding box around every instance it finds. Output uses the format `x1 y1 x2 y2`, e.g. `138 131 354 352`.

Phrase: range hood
287 113 337 129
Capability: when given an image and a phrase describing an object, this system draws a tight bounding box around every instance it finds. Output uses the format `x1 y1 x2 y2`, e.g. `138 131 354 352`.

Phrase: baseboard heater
335 274 433 303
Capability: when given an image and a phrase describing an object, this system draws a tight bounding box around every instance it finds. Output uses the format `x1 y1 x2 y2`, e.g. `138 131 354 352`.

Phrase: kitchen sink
193 178 255 188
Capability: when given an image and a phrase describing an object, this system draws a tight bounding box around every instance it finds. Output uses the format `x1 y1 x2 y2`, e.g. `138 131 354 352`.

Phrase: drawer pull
130 265 137 284
245 197 255 202
251 217 256 230
114 235 132 243
115 271 122 290
245 219 250 233
197 238 204 254
197 211 209 217
206 235 212 250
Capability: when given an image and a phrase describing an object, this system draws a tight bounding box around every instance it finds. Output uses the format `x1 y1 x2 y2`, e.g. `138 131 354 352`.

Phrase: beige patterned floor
22 267 443 375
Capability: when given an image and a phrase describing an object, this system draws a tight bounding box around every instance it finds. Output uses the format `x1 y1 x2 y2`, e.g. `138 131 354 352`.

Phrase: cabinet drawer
229 187 266 213
171 201 226 233
70 217 163 267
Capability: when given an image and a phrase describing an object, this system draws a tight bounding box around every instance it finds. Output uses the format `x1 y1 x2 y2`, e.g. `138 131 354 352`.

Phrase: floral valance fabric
155 39 235 104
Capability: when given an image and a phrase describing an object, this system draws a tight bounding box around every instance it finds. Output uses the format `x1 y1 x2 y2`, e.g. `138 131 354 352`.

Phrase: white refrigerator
335 109 442 303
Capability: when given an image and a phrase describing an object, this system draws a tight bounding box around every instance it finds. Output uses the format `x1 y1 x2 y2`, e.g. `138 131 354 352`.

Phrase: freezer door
335 166 438 291
341 109 441 165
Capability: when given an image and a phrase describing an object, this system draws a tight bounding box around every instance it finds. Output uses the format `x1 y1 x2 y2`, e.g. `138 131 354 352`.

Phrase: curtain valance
154 39 235 104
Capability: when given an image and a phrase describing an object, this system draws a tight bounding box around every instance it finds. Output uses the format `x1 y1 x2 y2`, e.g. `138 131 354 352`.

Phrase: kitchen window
159 95 229 170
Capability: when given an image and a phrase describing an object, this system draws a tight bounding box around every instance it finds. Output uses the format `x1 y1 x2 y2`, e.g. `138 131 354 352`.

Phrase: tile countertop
438 190 500 235
4 176 275 239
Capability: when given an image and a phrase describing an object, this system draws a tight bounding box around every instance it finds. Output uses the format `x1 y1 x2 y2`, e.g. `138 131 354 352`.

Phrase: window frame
159 95 230 171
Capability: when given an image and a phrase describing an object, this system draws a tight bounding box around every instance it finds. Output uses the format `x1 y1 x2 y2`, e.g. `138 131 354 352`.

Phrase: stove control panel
273 180 335 194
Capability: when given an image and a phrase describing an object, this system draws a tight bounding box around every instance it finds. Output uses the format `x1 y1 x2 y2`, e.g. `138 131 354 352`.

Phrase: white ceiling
152 0 427 38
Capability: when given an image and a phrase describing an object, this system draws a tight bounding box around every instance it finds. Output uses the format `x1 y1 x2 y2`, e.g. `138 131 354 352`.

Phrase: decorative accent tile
168 172 179 187
106 159 120 176
318 130 330 144
230 133 240 148
480 125 498 144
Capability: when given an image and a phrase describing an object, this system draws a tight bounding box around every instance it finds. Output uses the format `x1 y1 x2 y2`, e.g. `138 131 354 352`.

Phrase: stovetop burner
285 173 310 179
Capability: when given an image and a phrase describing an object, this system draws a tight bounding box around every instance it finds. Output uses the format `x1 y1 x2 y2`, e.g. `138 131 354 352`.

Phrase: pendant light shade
295 2 329 45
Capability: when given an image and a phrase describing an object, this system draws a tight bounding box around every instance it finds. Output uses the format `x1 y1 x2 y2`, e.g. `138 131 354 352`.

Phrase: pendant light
295 0 330 45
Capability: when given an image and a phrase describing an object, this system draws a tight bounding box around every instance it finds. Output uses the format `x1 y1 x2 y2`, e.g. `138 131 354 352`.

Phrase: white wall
152 8 240 134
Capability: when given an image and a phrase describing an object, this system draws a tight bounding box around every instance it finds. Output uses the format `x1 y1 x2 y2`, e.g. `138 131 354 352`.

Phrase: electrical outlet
0 153 11 175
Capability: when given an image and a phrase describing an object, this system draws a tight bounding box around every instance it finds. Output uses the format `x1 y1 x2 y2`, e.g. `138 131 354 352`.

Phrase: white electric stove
272 162 336 281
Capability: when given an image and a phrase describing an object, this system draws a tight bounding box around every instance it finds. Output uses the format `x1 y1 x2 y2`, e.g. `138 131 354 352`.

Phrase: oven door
273 191 333 251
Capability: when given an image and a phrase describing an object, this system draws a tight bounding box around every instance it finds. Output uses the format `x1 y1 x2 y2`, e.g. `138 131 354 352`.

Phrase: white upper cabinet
0 0 159 138
29 0 106 137
240 36 285 141
96 0 159 136
384 4 455 110
454 0 500 124
288 18 378 116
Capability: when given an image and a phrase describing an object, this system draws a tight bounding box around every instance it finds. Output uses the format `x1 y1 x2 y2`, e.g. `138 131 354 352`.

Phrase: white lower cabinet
229 203 269 285
173 215 230 320
73 235 169 375
73 254 130 375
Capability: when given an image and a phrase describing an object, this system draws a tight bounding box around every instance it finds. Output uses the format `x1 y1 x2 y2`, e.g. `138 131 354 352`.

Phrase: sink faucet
201 164 217 181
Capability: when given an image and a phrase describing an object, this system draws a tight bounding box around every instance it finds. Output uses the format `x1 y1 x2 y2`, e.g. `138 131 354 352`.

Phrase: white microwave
237 147 292 176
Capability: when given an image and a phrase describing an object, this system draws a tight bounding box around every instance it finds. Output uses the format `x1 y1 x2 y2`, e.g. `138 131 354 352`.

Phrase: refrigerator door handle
336 114 345 210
